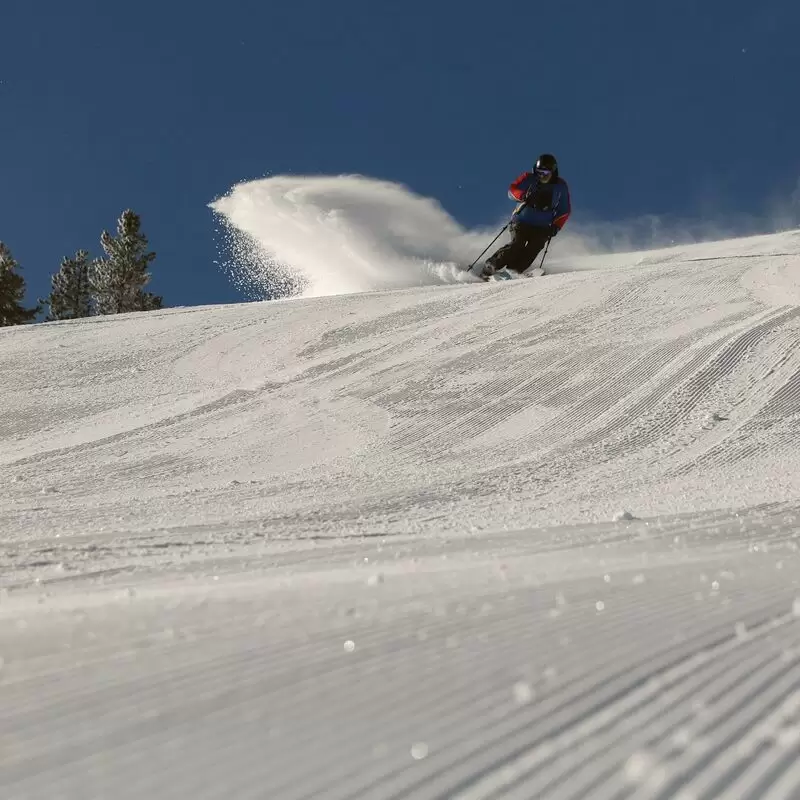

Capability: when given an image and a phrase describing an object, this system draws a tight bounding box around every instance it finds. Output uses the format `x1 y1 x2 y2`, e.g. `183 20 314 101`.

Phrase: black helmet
535 153 558 174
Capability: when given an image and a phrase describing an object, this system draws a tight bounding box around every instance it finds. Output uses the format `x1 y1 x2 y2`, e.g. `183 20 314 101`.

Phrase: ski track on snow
2 230 800 798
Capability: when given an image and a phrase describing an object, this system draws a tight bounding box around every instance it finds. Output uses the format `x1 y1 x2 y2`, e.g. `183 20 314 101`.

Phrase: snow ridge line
445 610 800 800
3 388 262 469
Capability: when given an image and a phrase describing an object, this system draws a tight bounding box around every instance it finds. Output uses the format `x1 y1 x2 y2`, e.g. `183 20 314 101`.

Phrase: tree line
0 209 162 327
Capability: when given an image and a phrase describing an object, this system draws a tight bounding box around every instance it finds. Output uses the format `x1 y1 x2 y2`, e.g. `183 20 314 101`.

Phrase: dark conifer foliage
43 249 93 321
91 210 157 315
0 242 40 327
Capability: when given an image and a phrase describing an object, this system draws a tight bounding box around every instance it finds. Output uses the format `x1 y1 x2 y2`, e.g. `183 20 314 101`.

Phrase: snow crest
210 174 491 298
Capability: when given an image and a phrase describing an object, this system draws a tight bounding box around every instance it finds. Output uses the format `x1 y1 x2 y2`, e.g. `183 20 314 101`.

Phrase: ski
474 266 545 282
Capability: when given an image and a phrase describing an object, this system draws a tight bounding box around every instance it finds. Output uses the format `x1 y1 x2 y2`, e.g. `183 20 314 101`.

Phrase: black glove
549 224 560 237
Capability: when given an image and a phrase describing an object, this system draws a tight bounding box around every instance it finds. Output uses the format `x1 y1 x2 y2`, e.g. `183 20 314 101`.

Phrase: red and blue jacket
508 172 571 231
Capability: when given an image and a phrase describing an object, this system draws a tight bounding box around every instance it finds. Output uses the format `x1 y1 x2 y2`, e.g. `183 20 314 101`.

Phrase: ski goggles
535 167 553 180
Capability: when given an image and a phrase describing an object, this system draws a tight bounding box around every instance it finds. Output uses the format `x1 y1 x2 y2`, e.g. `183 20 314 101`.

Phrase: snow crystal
344 640 355 653
624 751 655 782
596 601 606 612
624 750 667 788
410 742 429 760
513 682 535 705
671 728 692 749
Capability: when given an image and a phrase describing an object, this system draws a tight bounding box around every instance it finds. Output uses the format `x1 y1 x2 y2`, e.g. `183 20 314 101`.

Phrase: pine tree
90 210 157 314
43 249 93 321
0 242 39 327
136 290 163 311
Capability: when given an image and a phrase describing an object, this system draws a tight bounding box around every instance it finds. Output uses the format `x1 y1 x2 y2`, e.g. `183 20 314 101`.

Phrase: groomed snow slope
3 231 800 799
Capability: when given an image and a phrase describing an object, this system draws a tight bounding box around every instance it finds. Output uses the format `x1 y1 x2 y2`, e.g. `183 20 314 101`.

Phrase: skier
481 154 571 280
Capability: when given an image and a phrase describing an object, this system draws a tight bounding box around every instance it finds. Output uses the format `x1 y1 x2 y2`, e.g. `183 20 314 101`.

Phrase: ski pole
465 222 509 272
538 209 559 274
539 235 552 273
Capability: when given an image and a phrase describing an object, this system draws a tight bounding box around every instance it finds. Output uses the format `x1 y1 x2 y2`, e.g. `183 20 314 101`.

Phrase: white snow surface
3 221 800 799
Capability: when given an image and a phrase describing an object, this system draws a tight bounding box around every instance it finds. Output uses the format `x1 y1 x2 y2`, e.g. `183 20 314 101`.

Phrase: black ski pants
487 222 551 273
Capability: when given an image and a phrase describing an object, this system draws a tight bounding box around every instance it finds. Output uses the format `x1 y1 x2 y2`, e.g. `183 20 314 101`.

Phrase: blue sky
3 0 799 311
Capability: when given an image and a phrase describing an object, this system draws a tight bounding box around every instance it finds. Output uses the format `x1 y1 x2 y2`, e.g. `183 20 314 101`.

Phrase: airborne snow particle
624 750 655 782
624 750 666 788
671 727 692 749
735 622 749 641
793 597 800 617
367 574 384 586
596 601 606 612
513 681 534 704
410 742 429 760
344 640 355 653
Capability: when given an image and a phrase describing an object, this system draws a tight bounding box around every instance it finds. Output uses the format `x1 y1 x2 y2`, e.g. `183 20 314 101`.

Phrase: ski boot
479 262 497 282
